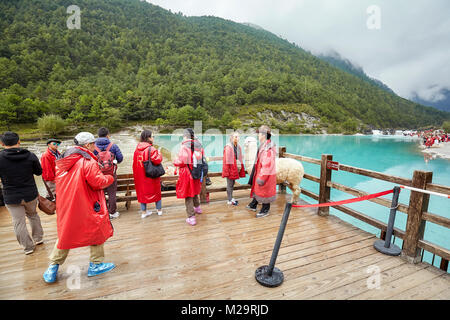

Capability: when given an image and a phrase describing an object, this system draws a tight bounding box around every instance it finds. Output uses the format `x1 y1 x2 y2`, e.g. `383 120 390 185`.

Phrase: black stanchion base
255 265 284 288
373 239 401 256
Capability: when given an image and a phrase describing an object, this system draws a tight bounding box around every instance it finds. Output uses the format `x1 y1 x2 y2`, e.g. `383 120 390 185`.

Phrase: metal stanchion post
373 186 402 256
255 202 293 287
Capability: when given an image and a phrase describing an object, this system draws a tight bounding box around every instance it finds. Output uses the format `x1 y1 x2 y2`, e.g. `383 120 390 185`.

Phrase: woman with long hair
172 128 205 226
132 130 163 218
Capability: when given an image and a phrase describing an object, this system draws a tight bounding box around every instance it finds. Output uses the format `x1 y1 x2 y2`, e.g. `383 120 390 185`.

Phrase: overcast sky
147 0 450 103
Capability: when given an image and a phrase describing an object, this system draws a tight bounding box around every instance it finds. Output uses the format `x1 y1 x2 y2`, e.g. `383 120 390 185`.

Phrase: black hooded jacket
0 148 42 204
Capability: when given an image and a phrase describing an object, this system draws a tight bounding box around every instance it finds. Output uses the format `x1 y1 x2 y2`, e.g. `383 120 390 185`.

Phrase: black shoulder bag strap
186 148 195 176
247 147 260 186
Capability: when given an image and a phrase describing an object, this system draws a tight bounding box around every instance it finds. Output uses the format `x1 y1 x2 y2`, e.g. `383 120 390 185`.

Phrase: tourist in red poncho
222 131 246 206
40 138 61 199
246 125 277 218
173 128 206 226
43 132 116 283
132 130 163 219
426 136 434 148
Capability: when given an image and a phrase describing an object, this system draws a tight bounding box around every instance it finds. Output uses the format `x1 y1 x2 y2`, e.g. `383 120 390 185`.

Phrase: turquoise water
155 134 449 269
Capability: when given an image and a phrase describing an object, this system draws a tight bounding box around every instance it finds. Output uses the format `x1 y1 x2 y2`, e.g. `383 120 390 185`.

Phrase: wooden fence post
318 154 333 217
278 146 287 194
401 170 433 263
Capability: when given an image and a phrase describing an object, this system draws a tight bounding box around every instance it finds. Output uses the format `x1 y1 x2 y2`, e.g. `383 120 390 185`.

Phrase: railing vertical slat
125 181 131 210
200 176 208 203
440 258 449 272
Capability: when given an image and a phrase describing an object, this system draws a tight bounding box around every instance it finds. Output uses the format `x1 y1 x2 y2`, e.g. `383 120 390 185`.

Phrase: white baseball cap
74 132 96 145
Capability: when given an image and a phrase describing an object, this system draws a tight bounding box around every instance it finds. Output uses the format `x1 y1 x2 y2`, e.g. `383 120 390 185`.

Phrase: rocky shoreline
420 142 450 160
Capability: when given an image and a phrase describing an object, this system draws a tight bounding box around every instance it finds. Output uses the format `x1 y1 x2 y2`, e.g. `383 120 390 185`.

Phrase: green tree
221 111 233 127
230 119 242 130
341 118 358 134
101 108 122 129
37 114 66 136
193 106 209 122
167 105 196 126
0 92 18 128
443 121 450 133
155 118 169 125
0 58 18 88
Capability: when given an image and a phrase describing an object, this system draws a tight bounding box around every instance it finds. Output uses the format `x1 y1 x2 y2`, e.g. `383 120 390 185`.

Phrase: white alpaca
244 137 305 204
164 165 177 176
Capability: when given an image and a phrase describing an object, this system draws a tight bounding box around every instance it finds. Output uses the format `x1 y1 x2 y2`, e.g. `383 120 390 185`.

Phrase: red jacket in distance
54 146 114 250
222 143 246 180
41 148 60 181
250 139 277 203
132 142 163 204
172 139 204 199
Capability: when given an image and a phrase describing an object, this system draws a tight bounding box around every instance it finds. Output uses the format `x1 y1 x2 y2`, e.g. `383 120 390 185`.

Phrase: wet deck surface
0 190 449 300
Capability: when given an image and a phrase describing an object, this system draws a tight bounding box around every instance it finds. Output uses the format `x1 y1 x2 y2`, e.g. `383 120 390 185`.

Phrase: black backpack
188 151 208 181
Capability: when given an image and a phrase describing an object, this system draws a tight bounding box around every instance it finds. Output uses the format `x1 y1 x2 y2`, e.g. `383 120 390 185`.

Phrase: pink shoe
194 206 202 214
186 216 197 226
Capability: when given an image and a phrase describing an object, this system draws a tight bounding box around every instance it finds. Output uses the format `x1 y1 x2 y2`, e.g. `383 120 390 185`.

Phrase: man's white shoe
141 210 153 219
157 210 163 216
110 212 120 219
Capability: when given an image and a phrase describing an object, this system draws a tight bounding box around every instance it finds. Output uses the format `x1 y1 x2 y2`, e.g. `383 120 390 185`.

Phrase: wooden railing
281 148 449 273
116 171 251 210
115 146 449 272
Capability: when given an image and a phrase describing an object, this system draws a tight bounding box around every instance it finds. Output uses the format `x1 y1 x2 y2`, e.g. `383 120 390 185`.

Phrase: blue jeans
140 200 162 211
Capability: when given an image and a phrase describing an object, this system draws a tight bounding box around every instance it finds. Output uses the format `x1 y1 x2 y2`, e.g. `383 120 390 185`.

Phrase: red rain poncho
132 142 163 203
54 146 114 250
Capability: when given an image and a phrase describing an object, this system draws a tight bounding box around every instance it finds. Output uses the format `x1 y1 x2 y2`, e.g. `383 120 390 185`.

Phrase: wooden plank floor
0 190 448 300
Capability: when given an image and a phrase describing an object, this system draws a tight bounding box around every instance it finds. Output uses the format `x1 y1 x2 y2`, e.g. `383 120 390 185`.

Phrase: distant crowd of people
0 125 277 284
416 130 449 148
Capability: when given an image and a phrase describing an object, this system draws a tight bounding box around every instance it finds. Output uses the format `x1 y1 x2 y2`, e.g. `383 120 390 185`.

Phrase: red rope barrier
292 189 396 208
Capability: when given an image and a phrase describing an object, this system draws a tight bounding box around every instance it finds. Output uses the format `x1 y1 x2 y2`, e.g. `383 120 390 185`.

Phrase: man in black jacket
0 132 44 255
0 180 4 206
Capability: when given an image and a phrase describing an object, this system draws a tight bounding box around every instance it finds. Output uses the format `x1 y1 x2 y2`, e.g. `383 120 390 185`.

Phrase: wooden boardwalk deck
0 190 448 300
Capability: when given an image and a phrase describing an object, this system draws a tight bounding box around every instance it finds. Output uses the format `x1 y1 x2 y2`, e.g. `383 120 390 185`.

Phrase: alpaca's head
165 165 177 176
244 136 258 174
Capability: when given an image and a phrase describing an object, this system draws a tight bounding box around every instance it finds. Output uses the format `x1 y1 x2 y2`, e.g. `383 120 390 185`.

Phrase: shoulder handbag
38 179 56 215
143 146 165 178
38 195 56 215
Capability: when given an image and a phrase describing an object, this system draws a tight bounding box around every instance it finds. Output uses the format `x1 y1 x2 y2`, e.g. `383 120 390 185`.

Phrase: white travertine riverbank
421 142 450 160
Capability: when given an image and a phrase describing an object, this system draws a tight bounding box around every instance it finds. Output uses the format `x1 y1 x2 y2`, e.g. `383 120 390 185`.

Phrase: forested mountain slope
0 0 448 132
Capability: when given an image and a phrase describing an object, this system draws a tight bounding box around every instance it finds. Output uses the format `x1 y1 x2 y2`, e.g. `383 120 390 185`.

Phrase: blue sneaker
43 264 59 283
87 262 115 277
